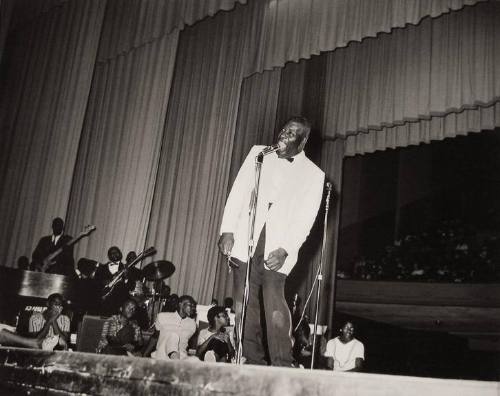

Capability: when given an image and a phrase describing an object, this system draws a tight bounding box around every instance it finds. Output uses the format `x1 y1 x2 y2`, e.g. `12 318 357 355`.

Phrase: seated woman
196 306 234 362
97 299 143 356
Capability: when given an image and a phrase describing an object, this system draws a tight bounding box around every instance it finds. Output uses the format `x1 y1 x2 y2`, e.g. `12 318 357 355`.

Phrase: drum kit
129 260 176 326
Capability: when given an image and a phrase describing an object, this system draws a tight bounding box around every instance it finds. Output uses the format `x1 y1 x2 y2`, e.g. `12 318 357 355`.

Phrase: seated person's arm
351 357 364 372
96 320 110 353
196 332 216 359
28 314 52 340
348 342 365 372
50 315 70 345
326 356 334 369
122 324 144 355
134 327 144 347
142 330 159 357
221 331 235 359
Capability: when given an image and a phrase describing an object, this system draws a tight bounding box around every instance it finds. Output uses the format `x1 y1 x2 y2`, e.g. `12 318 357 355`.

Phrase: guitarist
95 246 131 316
32 218 75 276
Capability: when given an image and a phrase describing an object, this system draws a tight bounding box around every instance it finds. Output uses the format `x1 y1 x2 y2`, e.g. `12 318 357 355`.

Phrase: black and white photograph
0 0 499 395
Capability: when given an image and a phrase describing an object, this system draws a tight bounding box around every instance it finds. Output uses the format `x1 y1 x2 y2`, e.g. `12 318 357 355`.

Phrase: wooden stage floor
0 347 498 395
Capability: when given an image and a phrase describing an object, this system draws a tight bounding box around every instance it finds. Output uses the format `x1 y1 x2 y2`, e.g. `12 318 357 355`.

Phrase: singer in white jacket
218 117 324 366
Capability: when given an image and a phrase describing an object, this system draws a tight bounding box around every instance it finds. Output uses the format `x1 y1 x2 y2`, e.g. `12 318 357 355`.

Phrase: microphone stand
310 182 333 369
236 152 264 364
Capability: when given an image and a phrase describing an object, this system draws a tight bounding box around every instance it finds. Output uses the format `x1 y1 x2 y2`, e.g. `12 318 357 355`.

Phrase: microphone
258 141 286 156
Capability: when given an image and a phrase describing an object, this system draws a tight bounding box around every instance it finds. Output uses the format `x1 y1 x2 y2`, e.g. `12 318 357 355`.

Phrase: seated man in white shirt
145 295 197 360
324 321 364 372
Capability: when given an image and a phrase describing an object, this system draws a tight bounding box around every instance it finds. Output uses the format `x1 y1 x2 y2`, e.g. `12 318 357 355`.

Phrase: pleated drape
244 0 483 75
97 0 245 61
0 0 106 265
65 32 179 263
322 0 500 143
145 2 256 300
64 0 246 263
345 101 500 156
0 0 497 318
0 0 14 66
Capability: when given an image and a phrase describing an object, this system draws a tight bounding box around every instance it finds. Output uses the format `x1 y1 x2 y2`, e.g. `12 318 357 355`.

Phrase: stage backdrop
1 1 498 331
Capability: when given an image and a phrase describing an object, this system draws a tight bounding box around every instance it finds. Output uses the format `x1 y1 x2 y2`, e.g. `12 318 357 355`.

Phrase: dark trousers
232 227 293 366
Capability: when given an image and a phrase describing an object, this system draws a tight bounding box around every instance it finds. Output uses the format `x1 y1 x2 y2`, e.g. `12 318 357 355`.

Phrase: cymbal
142 260 175 281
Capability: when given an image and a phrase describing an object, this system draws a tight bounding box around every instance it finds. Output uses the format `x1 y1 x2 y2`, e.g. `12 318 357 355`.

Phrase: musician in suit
95 246 130 316
32 217 74 275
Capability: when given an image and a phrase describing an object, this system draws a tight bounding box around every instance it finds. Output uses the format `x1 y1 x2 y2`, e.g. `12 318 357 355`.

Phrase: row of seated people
0 292 236 364
97 296 235 363
342 218 500 283
1 291 364 370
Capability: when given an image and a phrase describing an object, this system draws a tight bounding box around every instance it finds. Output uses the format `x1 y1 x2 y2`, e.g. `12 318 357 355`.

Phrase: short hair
108 246 121 255
223 297 233 308
178 295 196 305
207 306 226 327
340 320 355 330
47 293 64 304
285 116 311 138
121 298 138 309
52 217 64 226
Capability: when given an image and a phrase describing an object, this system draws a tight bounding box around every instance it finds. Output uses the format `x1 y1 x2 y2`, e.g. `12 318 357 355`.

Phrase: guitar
41 225 96 272
102 246 156 300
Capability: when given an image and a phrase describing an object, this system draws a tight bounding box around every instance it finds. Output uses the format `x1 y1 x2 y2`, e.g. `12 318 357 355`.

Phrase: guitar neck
41 230 94 272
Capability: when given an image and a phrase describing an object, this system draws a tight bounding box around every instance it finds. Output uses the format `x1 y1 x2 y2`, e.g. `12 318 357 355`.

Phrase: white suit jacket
220 145 325 275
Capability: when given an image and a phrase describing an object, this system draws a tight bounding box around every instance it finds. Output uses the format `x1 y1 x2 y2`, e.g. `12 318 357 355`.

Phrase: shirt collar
275 149 305 163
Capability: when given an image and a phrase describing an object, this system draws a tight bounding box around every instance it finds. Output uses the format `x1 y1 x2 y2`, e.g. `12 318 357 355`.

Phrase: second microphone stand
310 182 333 369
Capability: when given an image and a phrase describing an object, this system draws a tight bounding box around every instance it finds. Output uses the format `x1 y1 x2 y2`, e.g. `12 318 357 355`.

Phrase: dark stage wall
337 129 500 272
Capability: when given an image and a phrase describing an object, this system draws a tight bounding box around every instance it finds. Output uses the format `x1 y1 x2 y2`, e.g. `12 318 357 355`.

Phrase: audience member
145 295 197 360
28 293 70 351
197 306 234 362
348 219 500 283
163 294 179 313
324 321 364 372
97 299 143 356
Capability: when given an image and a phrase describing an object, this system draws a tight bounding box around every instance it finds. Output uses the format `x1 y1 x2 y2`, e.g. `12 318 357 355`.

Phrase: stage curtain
213 68 282 301
322 0 500 141
345 102 500 156
0 0 14 66
0 0 106 266
145 2 258 301
244 0 483 75
65 33 179 264
97 0 245 61
61 0 243 263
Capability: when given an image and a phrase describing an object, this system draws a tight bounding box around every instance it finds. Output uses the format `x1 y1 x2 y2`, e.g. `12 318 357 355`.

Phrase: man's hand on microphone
218 233 234 256
265 248 288 271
